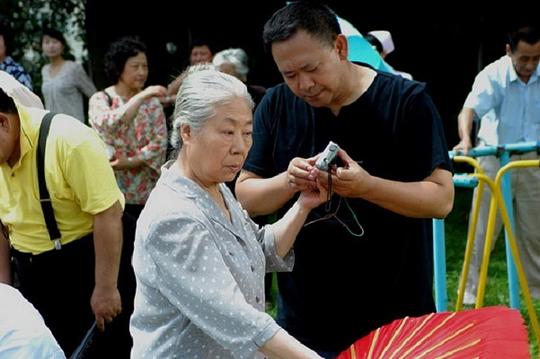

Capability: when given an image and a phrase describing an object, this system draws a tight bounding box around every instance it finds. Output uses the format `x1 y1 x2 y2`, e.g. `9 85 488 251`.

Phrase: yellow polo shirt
0 104 124 254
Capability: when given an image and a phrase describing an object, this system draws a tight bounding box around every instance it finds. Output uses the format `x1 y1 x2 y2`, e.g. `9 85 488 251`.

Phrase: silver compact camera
315 141 340 171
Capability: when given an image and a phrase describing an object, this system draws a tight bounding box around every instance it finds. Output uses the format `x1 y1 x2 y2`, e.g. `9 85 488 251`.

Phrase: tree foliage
0 0 85 92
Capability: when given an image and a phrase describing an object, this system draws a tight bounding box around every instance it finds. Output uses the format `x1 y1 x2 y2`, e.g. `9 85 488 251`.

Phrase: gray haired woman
130 69 325 359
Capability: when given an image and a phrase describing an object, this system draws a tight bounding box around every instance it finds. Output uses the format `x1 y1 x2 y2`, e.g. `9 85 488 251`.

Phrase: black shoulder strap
37 112 61 242
102 90 113 107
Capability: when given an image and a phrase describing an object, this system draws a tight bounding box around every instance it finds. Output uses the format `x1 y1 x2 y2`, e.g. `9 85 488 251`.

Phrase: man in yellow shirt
0 86 124 357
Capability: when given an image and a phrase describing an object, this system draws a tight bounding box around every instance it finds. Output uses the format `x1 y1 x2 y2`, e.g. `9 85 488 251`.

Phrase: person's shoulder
50 113 100 144
373 71 426 98
265 82 291 96
65 60 85 73
263 82 307 106
478 55 510 78
3 56 23 69
143 177 209 227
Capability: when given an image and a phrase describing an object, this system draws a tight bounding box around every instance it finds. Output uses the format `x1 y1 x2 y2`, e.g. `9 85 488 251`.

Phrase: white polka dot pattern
130 162 293 358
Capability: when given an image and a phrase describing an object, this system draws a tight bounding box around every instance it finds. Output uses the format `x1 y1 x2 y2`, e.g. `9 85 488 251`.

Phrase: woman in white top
41 27 96 122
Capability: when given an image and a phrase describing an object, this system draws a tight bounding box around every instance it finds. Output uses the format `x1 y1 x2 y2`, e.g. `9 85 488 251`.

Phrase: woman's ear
180 124 192 144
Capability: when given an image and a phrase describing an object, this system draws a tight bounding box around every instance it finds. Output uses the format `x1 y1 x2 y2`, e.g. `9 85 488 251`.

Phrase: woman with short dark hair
88 36 168 219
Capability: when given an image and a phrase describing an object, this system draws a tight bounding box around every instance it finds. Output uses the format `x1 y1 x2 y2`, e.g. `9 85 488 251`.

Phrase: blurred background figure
0 15 33 90
41 27 96 123
365 30 413 80
212 47 266 106
0 70 43 108
89 36 168 220
365 30 394 59
167 38 214 98
189 38 214 65
453 24 540 306
0 283 65 358
88 35 168 358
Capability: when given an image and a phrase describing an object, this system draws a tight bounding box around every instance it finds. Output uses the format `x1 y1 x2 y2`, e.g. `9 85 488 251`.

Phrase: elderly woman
130 69 325 359
88 36 168 219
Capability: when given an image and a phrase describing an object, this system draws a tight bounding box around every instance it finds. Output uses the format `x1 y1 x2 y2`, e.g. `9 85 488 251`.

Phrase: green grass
266 187 539 356
445 188 539 357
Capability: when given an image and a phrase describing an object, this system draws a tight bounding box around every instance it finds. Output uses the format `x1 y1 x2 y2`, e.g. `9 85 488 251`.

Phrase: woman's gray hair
212 48 249 82
170 68 254 151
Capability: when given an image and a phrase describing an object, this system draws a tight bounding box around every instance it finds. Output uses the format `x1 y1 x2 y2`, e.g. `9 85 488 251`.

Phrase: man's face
0 112 19 166
190 45 213 65
0 35 6 61
271 30 346 108
507 40 540 83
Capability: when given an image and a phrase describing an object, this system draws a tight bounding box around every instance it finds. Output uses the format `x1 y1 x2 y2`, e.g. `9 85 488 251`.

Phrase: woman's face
42 35 64 59
119 51 148 91
183 96 252 186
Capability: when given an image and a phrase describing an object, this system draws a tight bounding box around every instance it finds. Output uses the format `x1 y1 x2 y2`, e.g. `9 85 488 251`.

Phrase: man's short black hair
190 38 214 53
0 15 13 56
0 88 17 114
508 25 540 52
104 36 147 85
262 1 340 53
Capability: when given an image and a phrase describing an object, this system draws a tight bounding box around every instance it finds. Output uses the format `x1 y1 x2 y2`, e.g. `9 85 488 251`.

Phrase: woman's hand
139 85 168 101
286 156 318 192
297 180 328 210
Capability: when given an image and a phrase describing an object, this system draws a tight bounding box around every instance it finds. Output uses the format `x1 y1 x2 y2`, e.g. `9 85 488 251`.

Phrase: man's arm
317 149 454 219
0 223 11 285
236 155 321 217
236 170 294 216
453 107 476 152
359 167 454 219
91 200 123 331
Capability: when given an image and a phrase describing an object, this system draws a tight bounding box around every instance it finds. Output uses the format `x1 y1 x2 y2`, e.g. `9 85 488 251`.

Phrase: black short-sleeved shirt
243 70 452 353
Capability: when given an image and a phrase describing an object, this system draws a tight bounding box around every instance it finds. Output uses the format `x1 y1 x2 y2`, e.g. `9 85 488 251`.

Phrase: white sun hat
368 30 395 55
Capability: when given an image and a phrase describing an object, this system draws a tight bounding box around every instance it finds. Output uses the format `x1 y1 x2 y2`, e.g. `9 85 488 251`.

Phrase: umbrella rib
414 322 476 359
379 317 409 358
397 312 456 359
367 328 380 359
388 313 435 359
434 339 481 359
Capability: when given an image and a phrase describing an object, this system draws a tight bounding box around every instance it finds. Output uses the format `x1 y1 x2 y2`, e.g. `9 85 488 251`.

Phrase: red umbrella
337 306 530 359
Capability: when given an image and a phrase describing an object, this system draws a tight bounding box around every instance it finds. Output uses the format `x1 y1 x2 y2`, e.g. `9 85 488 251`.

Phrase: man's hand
452 138 473 154
91 286 122 331
311 149 373 198
110 156 140 170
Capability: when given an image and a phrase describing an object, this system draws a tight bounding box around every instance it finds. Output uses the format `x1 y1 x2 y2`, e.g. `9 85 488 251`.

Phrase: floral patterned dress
88 88 167 204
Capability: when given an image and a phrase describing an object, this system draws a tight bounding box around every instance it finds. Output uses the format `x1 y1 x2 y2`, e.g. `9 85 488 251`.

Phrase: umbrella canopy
337 306 530 359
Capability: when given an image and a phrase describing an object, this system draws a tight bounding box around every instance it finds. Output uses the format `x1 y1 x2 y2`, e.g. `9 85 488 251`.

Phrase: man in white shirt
0 70 44 108
0 283 65 358
454 24 540 305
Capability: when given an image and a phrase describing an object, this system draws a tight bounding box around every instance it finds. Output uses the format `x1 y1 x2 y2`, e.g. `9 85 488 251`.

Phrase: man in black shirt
235 2 454 358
